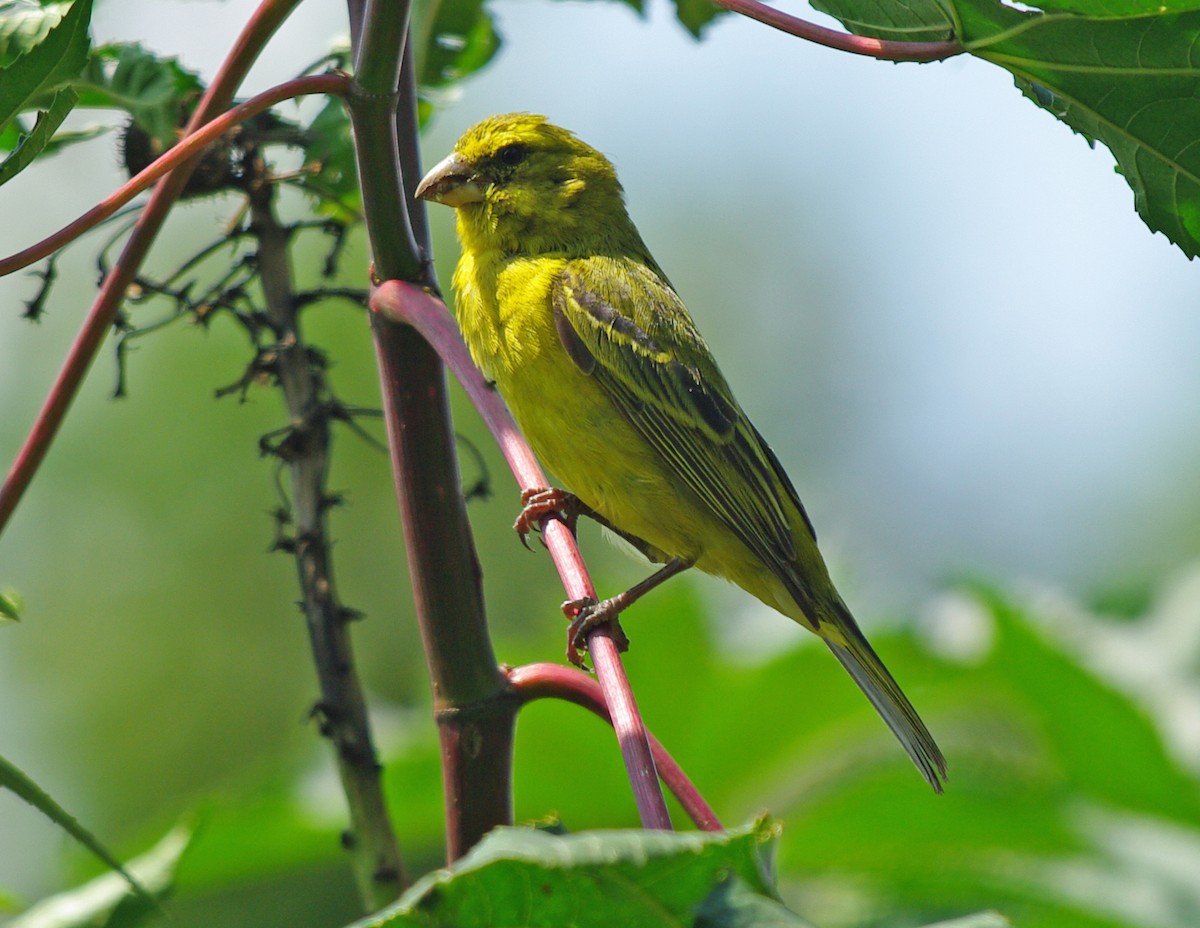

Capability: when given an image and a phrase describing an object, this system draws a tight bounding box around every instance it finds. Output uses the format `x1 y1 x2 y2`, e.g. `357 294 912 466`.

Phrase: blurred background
2 0 1199 925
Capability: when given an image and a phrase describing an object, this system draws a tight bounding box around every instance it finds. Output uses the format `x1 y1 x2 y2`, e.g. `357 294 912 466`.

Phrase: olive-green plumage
417 113 946 791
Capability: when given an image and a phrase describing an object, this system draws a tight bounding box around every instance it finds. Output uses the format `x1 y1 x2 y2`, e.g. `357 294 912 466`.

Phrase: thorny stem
370 280 675 832
248 188 405 907
0 0 410 910
713 0 963 61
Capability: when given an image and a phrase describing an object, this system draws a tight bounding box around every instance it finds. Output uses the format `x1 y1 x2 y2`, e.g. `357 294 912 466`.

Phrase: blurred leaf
922 915 1012 928
0 753 153 905
0 588 22 622
0 889 20 914
7 824 190 928
502 575 1200 928
0 85 75 184
0 111 23 148
415 0 500 123
695 874 818 927
671 0 729 37
301 97 361 221
353 819 781 928
0 0 90 126
418 0 500 89
73 43 203 148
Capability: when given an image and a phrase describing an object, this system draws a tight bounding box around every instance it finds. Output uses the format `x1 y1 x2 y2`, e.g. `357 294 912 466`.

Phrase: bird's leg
563 556 695 666
513 487 591 550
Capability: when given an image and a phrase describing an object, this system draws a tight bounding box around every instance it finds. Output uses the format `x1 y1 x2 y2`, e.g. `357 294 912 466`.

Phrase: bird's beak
416 152 485 207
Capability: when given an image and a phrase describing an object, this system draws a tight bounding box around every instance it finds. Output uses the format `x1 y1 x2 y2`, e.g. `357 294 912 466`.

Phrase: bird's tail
821 603 947 792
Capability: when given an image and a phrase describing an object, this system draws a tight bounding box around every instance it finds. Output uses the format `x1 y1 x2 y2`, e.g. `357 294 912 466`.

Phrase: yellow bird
417 113 946 791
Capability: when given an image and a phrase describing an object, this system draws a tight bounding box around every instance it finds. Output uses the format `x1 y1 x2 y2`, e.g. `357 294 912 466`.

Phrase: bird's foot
561 596 630 668
513 486 583 550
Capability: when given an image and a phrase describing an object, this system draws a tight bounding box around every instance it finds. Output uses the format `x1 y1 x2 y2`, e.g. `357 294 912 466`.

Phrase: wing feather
552 257 815 581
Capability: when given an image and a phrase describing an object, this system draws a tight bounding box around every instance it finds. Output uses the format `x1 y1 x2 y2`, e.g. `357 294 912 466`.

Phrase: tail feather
823 620 947 793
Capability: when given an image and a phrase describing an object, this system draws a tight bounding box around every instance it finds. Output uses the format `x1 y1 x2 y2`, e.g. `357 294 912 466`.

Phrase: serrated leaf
6 823 190 928
820 0 1200 260
0 753 154 906
0 0 91 127
0 85 75 185
353 820 781 928
0 0 69 68
949 2 1200 258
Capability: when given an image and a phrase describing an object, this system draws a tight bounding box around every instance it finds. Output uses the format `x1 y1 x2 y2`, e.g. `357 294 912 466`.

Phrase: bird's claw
513 487 580 551
561 596 629 667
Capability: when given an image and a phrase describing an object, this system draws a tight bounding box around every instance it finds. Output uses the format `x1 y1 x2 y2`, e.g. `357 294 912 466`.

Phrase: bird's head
416 113 638 255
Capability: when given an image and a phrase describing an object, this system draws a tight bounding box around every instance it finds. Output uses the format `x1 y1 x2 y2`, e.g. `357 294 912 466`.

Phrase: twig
712 0 962 62
0 73 350 279
370 280 675 832
508 663 722 832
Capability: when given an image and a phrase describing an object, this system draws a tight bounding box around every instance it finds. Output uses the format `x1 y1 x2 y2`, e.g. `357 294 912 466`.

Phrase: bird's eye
496 144 527 167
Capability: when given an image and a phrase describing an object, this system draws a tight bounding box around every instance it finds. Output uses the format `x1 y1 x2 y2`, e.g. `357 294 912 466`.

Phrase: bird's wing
552 256 817 582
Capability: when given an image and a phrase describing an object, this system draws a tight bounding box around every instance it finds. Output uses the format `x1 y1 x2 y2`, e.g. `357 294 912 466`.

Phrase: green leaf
6 823 190 928
0 0 70 68
417 0 501 108
72 43 203 148
0 588 22 622
0 888 19 914
671 0 730 37
810 0 954 42
302 96 361 221
0 753 155 906
962 3 1200 258
813 0 1200 259
921 915 1012 928
0 85 75 185
1017 0 1200 18
0 0 91 127
352 820 781 928
695 874 818 927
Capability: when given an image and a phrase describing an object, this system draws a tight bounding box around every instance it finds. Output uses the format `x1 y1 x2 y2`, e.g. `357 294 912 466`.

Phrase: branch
249 188 405 908
0 0 310 538
347 0 515 861
712 0 963 62
508 663 722 832
370 280 675 832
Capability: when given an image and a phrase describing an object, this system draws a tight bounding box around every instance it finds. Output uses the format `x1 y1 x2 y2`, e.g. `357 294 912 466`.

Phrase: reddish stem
0 0 307 538
0 73 350 278
509 663 722 832
370 279 675 831
713 0 962 62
